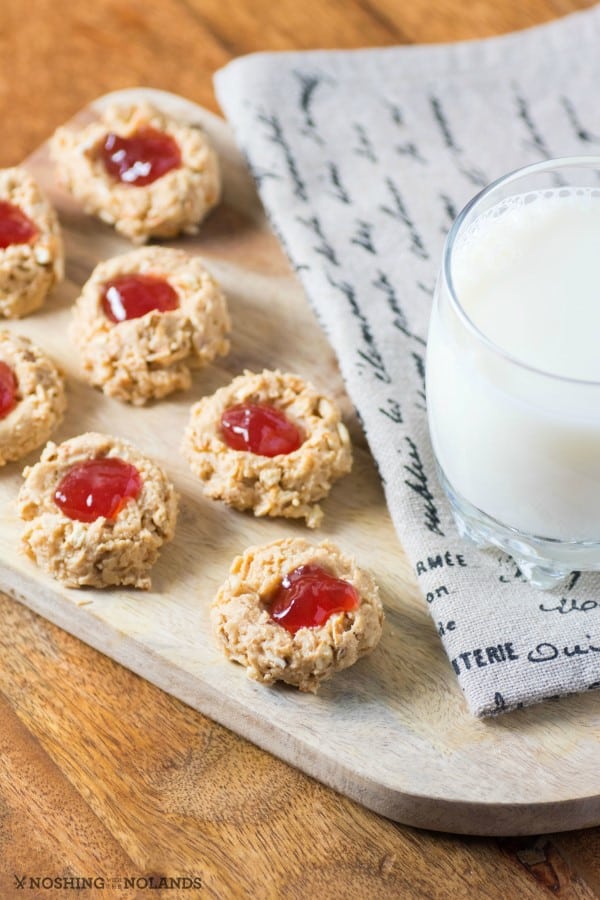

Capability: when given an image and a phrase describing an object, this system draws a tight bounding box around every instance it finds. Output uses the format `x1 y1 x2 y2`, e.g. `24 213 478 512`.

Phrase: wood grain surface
1 1 600 898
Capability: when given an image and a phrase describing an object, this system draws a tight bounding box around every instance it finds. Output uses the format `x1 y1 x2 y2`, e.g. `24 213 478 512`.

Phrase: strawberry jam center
54 457 142 523
220 403 302 457
269 564 359 634
0 201 38 249
100 127 182 186
0 361 18 419
101 274 179 322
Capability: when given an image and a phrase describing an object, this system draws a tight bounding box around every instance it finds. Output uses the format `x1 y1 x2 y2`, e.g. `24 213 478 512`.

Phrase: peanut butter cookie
0 331 66 465
212 538 384 692
70 247 230 405
182 369 352 527
19 432 178 589
0 167 63 317
51 102 220 243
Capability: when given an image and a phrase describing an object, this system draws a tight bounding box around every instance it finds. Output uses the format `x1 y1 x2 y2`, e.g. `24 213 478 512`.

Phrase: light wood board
3 87 600 836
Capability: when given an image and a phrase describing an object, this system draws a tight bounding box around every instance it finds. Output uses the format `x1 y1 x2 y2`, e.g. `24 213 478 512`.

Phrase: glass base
437 465 600 590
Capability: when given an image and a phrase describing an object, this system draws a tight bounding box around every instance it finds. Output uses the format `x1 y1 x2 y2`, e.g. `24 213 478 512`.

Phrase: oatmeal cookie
70 247 230 405
51 102 220 243
0 331 66 465
212 538 384 692
182 370 352 527
19 432 178 589
0 167 63 317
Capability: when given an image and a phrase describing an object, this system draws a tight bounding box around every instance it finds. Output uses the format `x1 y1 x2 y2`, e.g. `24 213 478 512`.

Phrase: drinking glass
426 157 600 589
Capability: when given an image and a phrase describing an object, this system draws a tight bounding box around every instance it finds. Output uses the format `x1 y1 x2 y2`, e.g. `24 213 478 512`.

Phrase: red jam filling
101 274 179 322
269 564 359 634
220 403 302 457
0 201 38 249
100 127 182 186
54 457 142 523
0 361 18 419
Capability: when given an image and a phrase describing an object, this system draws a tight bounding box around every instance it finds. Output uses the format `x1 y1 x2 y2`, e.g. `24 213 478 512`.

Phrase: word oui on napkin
215 6 600 716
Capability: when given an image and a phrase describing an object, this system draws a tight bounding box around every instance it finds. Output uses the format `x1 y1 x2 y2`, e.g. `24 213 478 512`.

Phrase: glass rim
443 155 600 387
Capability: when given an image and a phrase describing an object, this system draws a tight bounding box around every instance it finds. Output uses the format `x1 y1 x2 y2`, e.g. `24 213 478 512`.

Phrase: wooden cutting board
4 87 599 837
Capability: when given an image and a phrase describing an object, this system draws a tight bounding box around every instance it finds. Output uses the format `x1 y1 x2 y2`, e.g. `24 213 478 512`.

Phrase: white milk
427 188 600 542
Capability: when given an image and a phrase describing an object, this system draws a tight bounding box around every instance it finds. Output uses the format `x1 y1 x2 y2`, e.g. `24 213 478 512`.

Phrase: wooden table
1 1 600 897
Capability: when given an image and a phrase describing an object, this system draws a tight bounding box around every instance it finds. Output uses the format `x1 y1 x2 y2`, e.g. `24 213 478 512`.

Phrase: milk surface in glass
426 161 600 586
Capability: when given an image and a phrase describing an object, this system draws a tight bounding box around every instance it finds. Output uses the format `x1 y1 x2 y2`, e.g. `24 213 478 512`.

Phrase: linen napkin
214 6 600 716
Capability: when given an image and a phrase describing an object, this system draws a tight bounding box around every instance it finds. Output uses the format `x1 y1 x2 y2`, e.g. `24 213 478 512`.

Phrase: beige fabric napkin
214 6 600 716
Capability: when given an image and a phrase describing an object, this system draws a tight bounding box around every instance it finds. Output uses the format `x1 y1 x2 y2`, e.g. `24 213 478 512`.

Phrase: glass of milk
427 157 600 589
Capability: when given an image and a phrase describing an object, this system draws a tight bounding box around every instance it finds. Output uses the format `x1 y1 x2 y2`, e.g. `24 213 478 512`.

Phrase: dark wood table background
1 1 600 897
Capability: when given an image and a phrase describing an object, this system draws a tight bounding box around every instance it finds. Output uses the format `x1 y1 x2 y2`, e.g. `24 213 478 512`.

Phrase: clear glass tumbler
426 156 600 589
